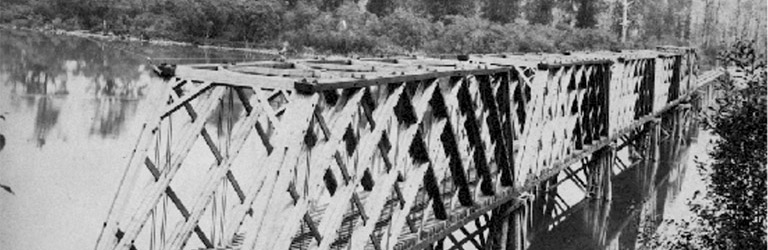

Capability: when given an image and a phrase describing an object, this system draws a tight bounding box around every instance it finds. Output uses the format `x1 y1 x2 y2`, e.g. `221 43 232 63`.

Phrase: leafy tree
526 0 556 25
230 0 285 43
481 0 520 24
697 40 767 249
319 0 345 11
366 0 398 17
575 0 599 28
647 40 767 250
421 0 476 20
375 8 435 52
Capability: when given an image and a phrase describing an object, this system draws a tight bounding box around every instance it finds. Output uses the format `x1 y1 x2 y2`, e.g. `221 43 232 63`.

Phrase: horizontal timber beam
294 68 508 93
175 66 297 90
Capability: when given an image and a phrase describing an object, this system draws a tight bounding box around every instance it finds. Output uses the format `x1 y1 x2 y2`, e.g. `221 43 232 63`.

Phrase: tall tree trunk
621 0 628 43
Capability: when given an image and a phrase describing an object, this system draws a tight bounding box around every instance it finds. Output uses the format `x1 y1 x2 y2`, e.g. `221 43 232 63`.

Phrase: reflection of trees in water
0 28 272 141
90 98 139 138
2 31 69 95
32 97 62 147
0 29 149 140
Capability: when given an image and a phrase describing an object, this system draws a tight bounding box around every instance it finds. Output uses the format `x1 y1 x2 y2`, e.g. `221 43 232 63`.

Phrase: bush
426 16 512 54
507 23 558 52
374 8 436 52
648 40 767 250
131 13 176 39
556 27 618 51
0 3 33 23
285 2 383 55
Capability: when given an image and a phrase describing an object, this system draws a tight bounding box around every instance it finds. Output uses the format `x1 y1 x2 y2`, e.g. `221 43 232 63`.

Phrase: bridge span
96 47 724 250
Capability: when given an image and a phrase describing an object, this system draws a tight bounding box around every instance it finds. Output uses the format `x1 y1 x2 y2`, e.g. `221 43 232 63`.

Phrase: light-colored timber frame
95 48 724 250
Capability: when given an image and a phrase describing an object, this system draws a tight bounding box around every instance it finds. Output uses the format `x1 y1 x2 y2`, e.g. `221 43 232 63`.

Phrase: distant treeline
1 0 765 58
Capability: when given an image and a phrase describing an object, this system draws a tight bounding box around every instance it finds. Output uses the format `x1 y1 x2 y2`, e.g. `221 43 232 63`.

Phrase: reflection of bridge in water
95 46 724 250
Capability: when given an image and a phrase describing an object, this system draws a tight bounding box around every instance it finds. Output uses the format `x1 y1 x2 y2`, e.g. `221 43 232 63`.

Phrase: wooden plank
161 81 213 119
495 72 517 186
164 91 268 250
295 68 508 93
370 86 450 249
108 87 226 250
310 85 408 250
546 165 587 192
96 82 173 249
537 59 613 70
446 234 463 250
245 89 367 250
175 66 296 90
458 226 482 249
143 158 213 248
169 87 248 203
320 82 437 250
234 88 275 153
455 76 495 195
230 65 321 78
382 165 430 249
220 93 319 245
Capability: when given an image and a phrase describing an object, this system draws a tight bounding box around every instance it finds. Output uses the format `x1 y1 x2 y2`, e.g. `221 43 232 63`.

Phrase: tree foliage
420 0 476 20
481 0 521 24
366 0 398 17
647 40 767 250
526 0 556 25
0 0 763 63
697 40 767 249
575 0 599 28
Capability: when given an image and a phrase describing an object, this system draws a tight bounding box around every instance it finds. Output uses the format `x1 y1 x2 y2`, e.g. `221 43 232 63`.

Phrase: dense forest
1 0 765 58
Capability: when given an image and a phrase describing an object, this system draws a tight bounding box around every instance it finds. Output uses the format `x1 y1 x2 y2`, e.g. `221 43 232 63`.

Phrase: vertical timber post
621 0 629 44
587 143 616 200
650 118 662 157
489 202 511 250
491 202 528 250
511 206 523 250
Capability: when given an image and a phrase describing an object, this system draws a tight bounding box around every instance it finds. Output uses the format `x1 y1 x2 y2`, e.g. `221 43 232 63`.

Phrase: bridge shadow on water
524 106 702 250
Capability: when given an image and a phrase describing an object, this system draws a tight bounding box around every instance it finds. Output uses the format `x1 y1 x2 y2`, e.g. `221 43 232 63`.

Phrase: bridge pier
585 144 615 201
490 202 530 250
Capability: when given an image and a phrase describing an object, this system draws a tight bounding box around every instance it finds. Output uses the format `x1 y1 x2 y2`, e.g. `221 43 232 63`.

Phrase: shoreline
0 24 282 57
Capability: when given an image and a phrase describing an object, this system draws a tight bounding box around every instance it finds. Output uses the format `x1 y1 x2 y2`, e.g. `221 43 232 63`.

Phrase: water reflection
525 106 703 250
0 28 272 250
0 29 148 142
31 97 61 147
0 28 268 143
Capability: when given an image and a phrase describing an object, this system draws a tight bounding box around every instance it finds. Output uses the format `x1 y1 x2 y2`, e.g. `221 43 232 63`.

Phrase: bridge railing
96 47 712 250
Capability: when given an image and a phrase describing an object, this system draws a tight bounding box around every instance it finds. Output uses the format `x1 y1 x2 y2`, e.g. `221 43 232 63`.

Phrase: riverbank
0 24 282 58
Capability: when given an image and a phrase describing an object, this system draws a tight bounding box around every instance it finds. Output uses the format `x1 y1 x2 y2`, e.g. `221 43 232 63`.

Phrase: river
0 28 270 250
0 28 712 250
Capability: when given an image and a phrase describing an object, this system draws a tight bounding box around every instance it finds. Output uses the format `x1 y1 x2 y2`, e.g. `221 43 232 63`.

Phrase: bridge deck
97 47 723 250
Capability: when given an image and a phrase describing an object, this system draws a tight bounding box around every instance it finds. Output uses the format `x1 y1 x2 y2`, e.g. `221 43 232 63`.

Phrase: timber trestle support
97 47 724 250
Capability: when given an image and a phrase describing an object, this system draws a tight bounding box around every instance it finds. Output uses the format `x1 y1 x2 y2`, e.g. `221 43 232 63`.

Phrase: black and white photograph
0 0 766 249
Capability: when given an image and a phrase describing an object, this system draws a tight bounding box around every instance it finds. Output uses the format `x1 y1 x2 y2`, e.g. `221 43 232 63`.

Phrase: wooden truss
96 49 723 250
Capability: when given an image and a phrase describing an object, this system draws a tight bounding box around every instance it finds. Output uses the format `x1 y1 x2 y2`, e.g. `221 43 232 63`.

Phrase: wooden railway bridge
95 46 724 250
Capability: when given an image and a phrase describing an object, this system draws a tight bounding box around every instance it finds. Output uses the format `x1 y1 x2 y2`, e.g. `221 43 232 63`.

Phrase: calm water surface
0 29 269 250
525 109 712 249
0 28 712 250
